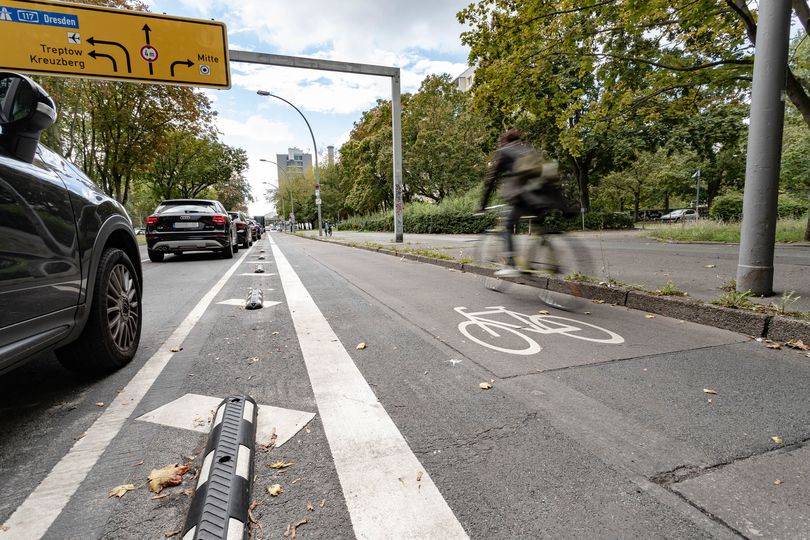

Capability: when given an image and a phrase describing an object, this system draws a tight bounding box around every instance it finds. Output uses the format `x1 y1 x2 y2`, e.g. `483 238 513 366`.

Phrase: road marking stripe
269 237 469 539
1 246 254 539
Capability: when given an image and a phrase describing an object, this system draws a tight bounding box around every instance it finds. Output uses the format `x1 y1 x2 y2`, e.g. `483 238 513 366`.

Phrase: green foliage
778 194 808 219
712 290 755 310
654 280 688 297
709 192 744 222
647 217 808 243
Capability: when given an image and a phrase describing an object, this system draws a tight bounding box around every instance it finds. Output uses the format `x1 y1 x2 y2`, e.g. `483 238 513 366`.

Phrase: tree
402 75 490 202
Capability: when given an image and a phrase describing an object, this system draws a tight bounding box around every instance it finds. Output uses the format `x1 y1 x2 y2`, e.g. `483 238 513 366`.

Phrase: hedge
709 192 808 222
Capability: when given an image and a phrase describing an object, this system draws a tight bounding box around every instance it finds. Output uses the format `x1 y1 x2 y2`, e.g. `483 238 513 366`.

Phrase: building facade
276 147 313 178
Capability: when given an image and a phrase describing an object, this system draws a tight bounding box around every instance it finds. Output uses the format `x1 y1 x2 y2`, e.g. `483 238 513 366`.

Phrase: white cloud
216 114 293 145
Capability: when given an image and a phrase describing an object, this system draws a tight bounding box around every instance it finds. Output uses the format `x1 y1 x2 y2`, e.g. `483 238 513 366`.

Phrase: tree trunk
634 192 640 221
805 207 810 241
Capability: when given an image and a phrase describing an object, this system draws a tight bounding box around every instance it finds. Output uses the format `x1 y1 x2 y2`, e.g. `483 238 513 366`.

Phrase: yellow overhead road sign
0 0 230 88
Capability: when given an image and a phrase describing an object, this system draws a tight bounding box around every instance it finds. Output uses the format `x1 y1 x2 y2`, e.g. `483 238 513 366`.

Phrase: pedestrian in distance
478 128 568 277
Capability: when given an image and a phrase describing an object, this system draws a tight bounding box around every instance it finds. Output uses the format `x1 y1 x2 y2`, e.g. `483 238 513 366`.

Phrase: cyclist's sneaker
495 266 521 278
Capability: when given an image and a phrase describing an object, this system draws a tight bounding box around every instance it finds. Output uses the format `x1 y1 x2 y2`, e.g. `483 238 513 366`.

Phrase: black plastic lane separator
245 288 264 310
183 395 258 540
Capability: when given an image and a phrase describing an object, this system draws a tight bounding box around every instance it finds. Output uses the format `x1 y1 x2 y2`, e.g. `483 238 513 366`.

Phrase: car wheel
242 237 250 249
233 240 239 253
148 249 164 262
221 242 234 259
57 248 142 375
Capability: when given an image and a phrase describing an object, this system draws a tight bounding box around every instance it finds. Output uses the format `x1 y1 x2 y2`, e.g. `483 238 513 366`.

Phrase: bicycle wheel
524 233 595 311
473 231 510 292
458 320 541 355
529 315 625 344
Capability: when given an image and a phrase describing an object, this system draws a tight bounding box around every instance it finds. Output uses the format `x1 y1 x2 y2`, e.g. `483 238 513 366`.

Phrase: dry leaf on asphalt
96 402 105 407
592 299 605 304
183 488 194 497
131 460 144 467
416 471 423 482
108 484 138 498
356 342 366 350
170 347 183 352
538 310 550 315
247 357 260 364
771 436 784 444
704 264 717 268
320 499 326 508
270 461 293 469
291 520 307 539
151 493 169 500
786 339 810 351
272 331 279 335
164 530 182 538
307 501 314 511
479 382 493 390
268 484 283 497
774 479 784 485
645 314 656 319
766 342 783 350
584 311 591 315
148 463 190 493
703 388 718 395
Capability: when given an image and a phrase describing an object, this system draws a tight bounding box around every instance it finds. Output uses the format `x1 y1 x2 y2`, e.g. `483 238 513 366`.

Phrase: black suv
0 73 143 375
145 199 238 261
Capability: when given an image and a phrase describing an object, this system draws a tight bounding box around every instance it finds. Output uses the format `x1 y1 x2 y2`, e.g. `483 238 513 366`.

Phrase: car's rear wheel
148 249 164 262
221 241 234 259
57 248 142 375
242 235 250 249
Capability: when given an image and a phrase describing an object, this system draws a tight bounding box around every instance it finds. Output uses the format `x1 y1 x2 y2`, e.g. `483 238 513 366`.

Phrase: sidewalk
298 229 810 328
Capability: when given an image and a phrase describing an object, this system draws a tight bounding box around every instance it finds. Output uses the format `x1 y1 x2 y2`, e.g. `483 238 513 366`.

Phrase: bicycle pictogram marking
455 306 624 355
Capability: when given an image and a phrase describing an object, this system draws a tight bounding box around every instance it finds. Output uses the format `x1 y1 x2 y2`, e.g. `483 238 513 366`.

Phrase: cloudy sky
146 0 473 216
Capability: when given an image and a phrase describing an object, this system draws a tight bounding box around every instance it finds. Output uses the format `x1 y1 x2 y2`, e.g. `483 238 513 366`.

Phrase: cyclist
479 128 564 277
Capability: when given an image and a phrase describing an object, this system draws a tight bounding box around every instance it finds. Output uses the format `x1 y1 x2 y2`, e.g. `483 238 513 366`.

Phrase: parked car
248 219 261 241
638 210 662 221
660 209 698 223
228 211 252 249
145 199 238 262
0 73 142 375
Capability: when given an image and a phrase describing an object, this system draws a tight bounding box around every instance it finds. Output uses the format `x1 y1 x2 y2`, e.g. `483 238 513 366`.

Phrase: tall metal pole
736 0 791 296
257 91 322 236
695 169 700 218
391 70 404 243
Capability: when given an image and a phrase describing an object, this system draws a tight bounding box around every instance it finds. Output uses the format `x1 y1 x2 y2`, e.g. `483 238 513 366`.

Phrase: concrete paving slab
673 445 810 539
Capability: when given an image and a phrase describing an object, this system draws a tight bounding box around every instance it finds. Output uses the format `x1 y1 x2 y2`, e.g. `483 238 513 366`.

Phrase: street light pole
257 91 323 236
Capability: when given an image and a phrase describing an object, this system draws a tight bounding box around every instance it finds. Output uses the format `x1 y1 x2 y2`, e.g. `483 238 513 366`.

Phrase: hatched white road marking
239 273 276 277
1 247 254 540
135 393 314 448
269 237 469 539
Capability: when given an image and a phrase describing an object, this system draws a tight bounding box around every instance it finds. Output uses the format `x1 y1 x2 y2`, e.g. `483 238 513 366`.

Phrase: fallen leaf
774 479 784 485
806 353 810 358
268 484 283 497
0 525 8 532
320 499 326 508
771 436 784 445
96 402 105 407
307 501 314 511
645 314 656 319
131 460 144 467
108 484 138 498
707 399 713 404
704 264 717 268
479 382 492 390
164 530 182 538
284 524 291 537
291 519 308 539
786 339 810 351
248 357 260 364
538 310 550 315
592 299 605 304
583 311 591 315
148 463 190 493
270 461 293 469
291 478 300 484
416 471 423 482
356 342 367 350
766 342 783 350
703 388 718 395
272 331 279 335
151 493 169 500
170 347 183 352
183 488 194 497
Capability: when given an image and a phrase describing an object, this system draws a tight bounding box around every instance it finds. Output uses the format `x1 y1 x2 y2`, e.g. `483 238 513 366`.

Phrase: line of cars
0 72 264 377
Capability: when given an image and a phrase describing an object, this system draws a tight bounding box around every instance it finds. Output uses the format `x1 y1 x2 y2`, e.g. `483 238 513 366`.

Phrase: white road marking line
270 239 469 539
1 247 253 540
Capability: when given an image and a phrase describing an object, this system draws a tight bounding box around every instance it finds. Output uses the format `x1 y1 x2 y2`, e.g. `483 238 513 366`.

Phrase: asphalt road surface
2 232 809 539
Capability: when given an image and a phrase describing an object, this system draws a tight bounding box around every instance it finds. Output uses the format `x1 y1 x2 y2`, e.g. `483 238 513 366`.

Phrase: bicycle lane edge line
1 244 255 540
269 236 469 540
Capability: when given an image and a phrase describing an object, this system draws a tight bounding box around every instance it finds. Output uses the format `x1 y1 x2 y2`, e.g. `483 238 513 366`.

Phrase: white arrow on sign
136 393 315 448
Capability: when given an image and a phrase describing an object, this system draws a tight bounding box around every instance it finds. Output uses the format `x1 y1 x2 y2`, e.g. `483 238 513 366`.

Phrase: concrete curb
295 234 810 343
183 395 257 540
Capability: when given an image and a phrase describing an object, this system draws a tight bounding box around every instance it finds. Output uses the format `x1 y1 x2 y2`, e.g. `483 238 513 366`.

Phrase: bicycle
473 204 595 310
455 306 624 355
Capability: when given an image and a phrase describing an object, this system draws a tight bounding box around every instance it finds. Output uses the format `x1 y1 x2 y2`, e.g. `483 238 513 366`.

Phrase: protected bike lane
285 232 810 538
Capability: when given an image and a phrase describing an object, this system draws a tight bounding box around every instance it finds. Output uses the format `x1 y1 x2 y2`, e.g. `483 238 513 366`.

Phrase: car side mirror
0 72 57 163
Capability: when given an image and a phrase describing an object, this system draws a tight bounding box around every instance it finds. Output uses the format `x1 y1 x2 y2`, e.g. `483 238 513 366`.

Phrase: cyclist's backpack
513 145 560 193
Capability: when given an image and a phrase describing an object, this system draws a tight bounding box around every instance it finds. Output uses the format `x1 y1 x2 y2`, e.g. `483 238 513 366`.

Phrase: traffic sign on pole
0 0 230 88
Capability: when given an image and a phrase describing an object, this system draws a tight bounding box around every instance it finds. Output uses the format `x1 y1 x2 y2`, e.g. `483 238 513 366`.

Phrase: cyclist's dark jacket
480 141 526 208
